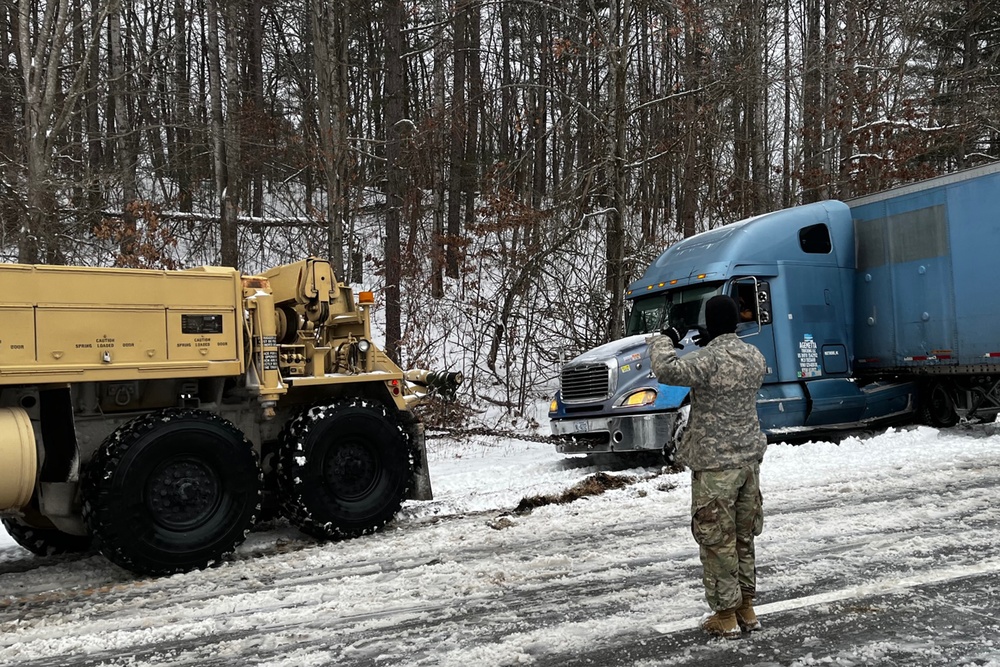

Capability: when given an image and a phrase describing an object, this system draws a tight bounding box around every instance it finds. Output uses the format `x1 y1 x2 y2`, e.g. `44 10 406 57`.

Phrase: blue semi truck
548 162 1000 454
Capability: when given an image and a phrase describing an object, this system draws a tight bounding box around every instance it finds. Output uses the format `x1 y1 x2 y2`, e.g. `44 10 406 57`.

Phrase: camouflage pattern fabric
691 465 763 611
647 333 767 471
647 331 768 613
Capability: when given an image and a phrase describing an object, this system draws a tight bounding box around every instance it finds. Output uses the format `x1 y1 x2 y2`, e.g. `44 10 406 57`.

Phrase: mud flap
405 420 433 501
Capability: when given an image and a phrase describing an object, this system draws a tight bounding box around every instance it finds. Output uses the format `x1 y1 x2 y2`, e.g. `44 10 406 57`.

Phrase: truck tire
664 404 690 467
1 517 91 556
278 399 412 540
920 382 959 428
81 409 261 575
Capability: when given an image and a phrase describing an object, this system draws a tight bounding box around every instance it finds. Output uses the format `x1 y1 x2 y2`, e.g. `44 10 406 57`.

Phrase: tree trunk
430 0 446 297
172 0 192 212
445 0 468 279
222 0 242 269
530 6 548 208
678 0 702 239
110 6 138 264
463 1 481 239
782 0 791 207
604 0 630 341
248 0 264 218
313 0 349 279
205 0 228 264
802 0 823 203
383 0 406 363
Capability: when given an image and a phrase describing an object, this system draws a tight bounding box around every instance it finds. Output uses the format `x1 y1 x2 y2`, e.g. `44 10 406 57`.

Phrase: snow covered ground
2 422 1000 666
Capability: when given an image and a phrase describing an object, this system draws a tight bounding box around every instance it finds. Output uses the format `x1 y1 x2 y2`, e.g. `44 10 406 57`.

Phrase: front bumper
550 411 681 454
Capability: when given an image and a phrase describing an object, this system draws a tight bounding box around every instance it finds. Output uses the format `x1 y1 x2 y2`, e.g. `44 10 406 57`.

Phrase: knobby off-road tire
1 517 91 556
81 409 262 576
278 399 413 540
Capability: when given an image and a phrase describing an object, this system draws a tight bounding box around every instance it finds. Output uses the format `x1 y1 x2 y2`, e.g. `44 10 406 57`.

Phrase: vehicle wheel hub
327 442 378 499
147 458 220 530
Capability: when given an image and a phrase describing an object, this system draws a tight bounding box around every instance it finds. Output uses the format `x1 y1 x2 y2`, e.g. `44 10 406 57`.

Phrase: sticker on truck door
797 334 822 378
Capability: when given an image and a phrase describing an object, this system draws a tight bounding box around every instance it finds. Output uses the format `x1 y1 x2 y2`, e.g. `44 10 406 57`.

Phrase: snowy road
2 424 999 666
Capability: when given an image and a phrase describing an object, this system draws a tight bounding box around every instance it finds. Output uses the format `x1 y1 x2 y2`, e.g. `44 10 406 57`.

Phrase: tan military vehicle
0 258 459 575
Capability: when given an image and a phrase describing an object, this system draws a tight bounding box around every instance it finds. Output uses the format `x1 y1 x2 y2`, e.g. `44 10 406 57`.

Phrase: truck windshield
625 283 724 335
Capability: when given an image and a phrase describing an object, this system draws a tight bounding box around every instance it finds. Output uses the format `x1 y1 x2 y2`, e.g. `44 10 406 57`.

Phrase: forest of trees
1 0 998 418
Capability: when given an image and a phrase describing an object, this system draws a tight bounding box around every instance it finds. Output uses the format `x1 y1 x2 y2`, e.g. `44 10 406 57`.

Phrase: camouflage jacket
647 333 767 471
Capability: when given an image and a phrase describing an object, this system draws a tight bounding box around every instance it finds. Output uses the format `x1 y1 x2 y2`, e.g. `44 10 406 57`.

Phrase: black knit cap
705 295 739 337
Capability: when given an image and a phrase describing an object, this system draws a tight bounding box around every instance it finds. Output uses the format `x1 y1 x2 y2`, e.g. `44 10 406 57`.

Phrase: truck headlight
615 389 657 408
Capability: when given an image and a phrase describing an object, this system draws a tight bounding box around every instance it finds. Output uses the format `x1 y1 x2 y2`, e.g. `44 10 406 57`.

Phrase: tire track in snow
2 440 999 666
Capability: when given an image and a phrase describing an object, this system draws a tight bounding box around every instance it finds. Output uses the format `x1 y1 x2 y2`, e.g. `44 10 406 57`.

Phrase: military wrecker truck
0 257 459 575
550 162 1000 455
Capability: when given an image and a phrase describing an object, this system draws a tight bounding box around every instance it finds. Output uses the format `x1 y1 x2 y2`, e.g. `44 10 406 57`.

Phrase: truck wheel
920 382 959 428
81 409 261 575
664 404 690 467
278 399 412 540
1 517 91 556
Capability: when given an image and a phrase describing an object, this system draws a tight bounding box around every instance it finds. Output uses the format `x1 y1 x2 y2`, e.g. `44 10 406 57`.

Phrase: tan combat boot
735 594 761 632
701 607 741 640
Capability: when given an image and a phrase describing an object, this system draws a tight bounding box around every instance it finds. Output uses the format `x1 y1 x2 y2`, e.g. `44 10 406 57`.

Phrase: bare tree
109 3 139 262
383 0 407 363
17 0 108 263
598 0 631 339
312 0 350 279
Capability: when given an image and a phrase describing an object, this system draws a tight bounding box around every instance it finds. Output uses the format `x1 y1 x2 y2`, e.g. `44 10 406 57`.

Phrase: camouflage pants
690 464 763 611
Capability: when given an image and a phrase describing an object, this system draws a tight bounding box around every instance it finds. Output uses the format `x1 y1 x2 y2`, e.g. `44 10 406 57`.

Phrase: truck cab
549 201 917 455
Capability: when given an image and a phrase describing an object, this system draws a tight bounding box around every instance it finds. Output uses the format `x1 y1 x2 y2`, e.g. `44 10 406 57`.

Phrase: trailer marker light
658 282 665 287
697 274 707 279
358 291 375 305
670 279 678 285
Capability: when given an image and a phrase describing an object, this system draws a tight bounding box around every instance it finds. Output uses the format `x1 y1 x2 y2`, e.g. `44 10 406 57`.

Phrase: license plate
573 420 592 433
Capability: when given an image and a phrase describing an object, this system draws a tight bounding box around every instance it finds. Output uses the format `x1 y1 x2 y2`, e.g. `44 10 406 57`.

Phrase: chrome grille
561 362 613 402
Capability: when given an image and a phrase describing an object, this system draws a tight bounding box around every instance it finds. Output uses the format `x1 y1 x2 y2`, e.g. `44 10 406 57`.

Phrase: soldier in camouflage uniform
647 295 767 639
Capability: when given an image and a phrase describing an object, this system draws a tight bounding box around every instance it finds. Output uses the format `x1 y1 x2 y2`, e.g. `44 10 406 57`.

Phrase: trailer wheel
920 382 959 428
1 517 91 556
82 409 261 575
278 399 412 540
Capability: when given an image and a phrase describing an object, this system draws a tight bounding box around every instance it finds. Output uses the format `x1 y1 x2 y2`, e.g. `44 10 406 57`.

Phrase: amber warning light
242 276 270 290
358 291 375 305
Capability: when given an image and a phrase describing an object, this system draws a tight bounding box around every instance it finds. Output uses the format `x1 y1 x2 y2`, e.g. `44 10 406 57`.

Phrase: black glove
662 326 685 349
693 326 712 347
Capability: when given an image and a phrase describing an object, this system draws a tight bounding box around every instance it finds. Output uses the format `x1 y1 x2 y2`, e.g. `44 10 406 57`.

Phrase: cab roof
627 201 853 299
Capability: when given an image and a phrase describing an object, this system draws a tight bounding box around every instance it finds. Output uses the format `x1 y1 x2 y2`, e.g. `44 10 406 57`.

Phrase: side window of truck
731 278 771 331
734 283 757 323
799 223 832 254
